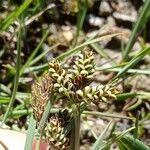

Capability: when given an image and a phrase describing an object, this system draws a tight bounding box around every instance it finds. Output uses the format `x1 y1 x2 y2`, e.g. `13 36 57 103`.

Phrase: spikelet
48 51 119 105
69 50 95 89
76 84 118 104
49 59 66 82
49 59 74 99
45 110 70 150
31 74 53 122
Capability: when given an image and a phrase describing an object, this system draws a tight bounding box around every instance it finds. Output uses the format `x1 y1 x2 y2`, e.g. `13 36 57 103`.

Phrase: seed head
69 50 96 89
45 110 70 150
31 75 53 122
76 84 118 104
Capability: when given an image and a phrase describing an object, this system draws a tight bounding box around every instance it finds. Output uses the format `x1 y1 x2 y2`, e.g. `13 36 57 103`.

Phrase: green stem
74 115 80 150
10 108 59 117
74 106 80 150
20 30 49 75
0 24 21 126
70 120 75 149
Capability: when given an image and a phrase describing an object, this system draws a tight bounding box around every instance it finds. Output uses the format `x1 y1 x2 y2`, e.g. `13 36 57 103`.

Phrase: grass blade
24 63 48 73
0 84 11 95
24 114 36 150
83 111 135 120
116 93 138 101
73 0 88 46
114 47 150 80
37 100 52 132
57 33 121 61
0 25 22 126
20 30 49 75
100 127 135 149
0 0 33 31
10 108 59 118
134 112 139 138
126 99 143 111
98 67 150 75
0 96 10 104
117 140 130 150
35 100 52 150
123 0 150 60
90 43 116 65
29 44 58 66
24 33 121 73
92 120 114 150
119 134 150 150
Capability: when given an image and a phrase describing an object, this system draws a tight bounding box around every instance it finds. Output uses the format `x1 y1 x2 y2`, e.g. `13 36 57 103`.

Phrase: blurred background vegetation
0 0 150 149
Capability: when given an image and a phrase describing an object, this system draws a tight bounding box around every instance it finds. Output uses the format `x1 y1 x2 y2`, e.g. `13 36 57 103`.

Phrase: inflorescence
31 50 119 149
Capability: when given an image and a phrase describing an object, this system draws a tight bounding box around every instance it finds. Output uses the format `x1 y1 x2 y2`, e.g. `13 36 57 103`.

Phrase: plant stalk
0 22 21 126
74 106 80 150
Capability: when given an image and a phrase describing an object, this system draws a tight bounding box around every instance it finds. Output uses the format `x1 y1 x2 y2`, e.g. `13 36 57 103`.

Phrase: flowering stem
74 105 80 150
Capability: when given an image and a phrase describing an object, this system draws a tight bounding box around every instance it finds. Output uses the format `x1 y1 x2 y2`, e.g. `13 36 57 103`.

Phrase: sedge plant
31 50 119 150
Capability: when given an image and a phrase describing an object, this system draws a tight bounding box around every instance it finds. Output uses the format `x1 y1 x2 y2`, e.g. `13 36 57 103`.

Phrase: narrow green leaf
57 33 121 61
29 44 58 66
92 120 114 150
119 134 150 150
114 47 150 79
117 140 130 150
10 108 59 117
0 0 33 31
1 25 22 126
0 84 11 95
24 114 36 150
0 96 10 104
83 111 135 120
100 127 135 149
38 100 52 132
91 43 116 65
2 64 16 75
134 112 140 138
20 30 49 75
126 99 142 111
123 0 150 60
73 0 88 46
116 93 138 101
101 68 150 75
35 100 53 150
24 33 121 73
24 63 48 73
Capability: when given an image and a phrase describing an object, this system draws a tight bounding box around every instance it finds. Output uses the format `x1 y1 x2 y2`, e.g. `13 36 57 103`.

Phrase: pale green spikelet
45 110 70 150
69 50 96 89
48 59 74 99
48 51 119 106
49 59 66 81
76 84 118 104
